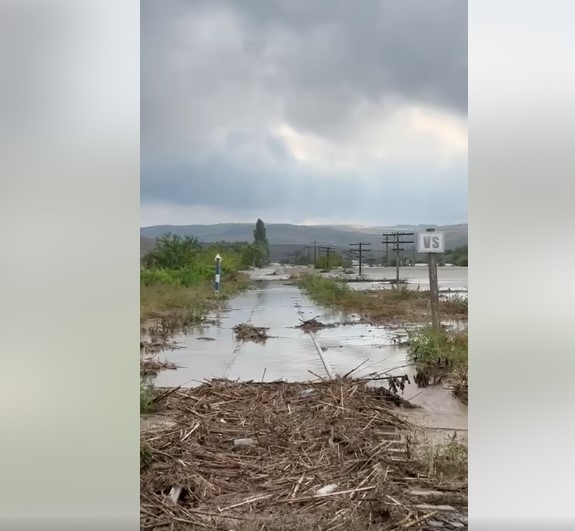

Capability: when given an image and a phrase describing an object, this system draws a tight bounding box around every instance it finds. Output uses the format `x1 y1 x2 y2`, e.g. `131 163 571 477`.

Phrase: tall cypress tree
253 218 270 267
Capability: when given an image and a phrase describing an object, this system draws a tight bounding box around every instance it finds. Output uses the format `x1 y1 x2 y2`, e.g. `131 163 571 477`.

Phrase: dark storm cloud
141 0 468 224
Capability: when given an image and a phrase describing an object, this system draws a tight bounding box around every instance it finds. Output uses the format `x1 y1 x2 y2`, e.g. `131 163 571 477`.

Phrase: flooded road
330 265 468 294
154 266 467 438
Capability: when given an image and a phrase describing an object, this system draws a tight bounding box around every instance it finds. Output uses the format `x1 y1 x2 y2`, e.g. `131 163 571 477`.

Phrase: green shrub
407 327 468 389
140 380 158 414
408 327 467 367
140 442 153 470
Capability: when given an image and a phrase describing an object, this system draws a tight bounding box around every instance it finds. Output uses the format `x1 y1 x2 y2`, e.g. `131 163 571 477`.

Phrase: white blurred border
470 0 575 528
1 0 575 528
0 0 140 528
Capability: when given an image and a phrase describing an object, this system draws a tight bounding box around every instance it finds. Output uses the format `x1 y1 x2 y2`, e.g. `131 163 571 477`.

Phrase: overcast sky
141 0 467 227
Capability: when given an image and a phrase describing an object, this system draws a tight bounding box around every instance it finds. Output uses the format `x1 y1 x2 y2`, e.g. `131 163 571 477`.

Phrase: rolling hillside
141 223 467 250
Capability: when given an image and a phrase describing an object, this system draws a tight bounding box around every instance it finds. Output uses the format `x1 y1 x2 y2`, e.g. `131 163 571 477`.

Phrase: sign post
214 253 222 294
417 229 445 332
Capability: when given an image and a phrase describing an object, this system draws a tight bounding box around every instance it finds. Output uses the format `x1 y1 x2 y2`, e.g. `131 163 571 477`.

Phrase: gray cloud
141 155 467 226
141 0 467 225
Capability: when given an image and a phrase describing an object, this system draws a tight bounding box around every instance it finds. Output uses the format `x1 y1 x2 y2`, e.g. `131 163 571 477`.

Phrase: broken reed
233 323 269 343
140 378 467 530
407 432 468 482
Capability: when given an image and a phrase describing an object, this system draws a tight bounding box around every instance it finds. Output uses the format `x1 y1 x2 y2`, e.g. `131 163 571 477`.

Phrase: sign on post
417 232 445 253
418 230 444 332
214 253 222 294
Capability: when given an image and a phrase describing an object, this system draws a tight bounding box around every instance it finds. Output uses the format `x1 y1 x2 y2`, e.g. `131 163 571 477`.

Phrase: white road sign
417 232 445 253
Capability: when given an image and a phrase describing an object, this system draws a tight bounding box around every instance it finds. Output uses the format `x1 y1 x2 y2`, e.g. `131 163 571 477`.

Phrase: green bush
407 327 467 369
140 380 158 414
140 234 253 288
314 253 344 270
407 327 468 390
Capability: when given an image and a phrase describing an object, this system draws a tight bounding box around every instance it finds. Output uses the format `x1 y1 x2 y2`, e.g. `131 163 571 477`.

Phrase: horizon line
141 221 468 229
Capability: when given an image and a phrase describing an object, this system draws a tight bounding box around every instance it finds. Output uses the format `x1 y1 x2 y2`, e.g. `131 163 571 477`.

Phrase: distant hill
141 223 467 254
140 236 156 257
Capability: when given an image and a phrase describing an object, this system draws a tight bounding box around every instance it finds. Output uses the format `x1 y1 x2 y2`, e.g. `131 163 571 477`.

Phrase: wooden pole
395 233 400 284
426 229 440 332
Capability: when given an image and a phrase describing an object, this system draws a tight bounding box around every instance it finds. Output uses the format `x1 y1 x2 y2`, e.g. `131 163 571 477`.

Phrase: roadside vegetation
407 327 468 404
441 245 468 267
140 234 251 325
297 273 468 403
140 232 257 414
314 252 345 270
140 380 159 415
408 432 468 482
297 273 467 323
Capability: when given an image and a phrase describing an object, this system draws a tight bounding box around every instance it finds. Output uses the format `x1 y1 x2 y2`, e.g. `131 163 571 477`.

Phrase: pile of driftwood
140 357 178 377
141 378 467 530
233 323 269 343
296 316 338 332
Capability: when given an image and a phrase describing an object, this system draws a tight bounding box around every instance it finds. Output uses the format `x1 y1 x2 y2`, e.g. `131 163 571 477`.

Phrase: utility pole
319 246 335 269
349 242 371 276
383 235 390 266
313 241 318 265
383 231 414 284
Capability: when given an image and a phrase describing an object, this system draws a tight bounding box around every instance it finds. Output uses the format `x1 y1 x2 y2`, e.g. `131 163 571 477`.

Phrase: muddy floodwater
329 265 468 294
154 266 467 439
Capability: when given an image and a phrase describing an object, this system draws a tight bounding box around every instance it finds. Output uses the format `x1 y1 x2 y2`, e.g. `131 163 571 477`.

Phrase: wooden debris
140 377 467 529
140 357 178 377
232 323 269 343
296 316 338 331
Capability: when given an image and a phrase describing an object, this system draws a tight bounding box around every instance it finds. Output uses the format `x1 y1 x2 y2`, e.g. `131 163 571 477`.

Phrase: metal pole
214 254 222 294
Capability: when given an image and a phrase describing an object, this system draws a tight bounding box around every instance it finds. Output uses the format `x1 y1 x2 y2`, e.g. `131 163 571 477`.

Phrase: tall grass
407 327 468 369
297 274 350 305
140 380 158 414
297 273 440 322
140 442 153 470
443 294 468 316
140 275 249 325
407 327 468 402
409 434 468 481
